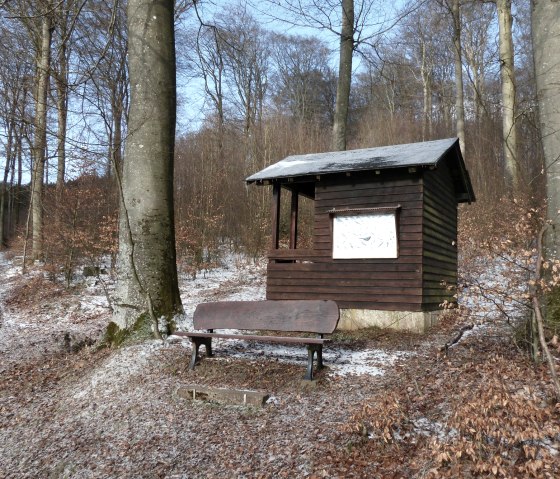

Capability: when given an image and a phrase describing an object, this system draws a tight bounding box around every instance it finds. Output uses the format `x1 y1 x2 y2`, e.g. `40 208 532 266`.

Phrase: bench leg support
189 337 213 370
305 344 323 381
316 347 324 370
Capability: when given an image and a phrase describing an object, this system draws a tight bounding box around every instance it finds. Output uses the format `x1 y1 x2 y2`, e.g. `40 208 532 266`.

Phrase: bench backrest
193 300 339 334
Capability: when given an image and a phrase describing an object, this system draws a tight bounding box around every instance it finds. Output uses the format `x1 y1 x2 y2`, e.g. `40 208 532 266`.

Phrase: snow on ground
459 254 530 322
176 251 268 330
169 335 410 378
0 248 412 407
0 246 526 387
71 341 165 400
171 252 411 378
0 254 112 368
4 251 548 478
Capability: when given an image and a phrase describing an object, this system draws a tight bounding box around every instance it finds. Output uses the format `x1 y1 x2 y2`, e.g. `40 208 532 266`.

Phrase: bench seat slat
175 331 328 345
193 300 339 334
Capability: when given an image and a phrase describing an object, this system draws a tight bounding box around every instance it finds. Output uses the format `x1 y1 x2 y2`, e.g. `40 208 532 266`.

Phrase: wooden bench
175 300 339 380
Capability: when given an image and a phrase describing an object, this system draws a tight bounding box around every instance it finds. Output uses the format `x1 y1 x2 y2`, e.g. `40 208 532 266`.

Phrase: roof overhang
246 138 475 204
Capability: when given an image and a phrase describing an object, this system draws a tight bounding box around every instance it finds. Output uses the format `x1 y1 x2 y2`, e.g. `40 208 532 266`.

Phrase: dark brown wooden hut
246 138 475 331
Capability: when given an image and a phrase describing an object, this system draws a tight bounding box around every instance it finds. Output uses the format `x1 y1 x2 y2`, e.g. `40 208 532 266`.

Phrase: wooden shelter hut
246 138 475 332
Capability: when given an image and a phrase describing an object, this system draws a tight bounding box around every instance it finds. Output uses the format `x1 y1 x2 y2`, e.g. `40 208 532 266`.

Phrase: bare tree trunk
55 41 68 191
15 123 23 231
110 94 124 176
451 0 466 155
332 0 354 151
420 42 433 140
472 71 484 123
31 12 53 261
533 0 560 258
0 120 13 248
111 0 183 341
497 0 519 189
7 146 15 237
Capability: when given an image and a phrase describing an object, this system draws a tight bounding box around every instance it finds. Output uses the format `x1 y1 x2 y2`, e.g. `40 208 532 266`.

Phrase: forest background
2 0 560 476
0 0 543 276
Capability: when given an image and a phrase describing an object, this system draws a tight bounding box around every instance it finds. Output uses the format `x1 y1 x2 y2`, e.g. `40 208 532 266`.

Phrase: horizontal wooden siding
422 161 458 310
266 172 425 311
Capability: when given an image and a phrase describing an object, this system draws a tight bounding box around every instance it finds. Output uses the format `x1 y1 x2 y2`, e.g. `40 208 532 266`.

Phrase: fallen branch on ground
441 324 474 355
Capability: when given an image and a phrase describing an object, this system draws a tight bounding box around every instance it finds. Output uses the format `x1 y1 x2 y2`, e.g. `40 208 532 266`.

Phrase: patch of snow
79 295 110 315
172 336 410 377
176 253 266 330
72 341 164 399
459 254 530 321
327 349 410 377
412 417 458 442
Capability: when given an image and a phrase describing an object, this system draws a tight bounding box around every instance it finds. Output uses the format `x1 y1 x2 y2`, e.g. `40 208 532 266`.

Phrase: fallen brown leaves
327 329 560 478
4 274 66 309
3 241 560 478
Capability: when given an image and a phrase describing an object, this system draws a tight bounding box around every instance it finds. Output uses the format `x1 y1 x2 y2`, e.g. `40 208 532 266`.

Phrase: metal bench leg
305 347 315 380
189 341 200 370
204 338 213 357
306 344 326 380
189 338 200 370
189 338 213 370
316 346 324 370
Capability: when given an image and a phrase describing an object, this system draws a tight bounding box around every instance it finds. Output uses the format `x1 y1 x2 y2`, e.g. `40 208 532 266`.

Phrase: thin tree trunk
0 120 14 248
451 0 466 155
497 0 519 189
31 12 53 261
7 146 15 236
111 0 182 338
420 42 433 140
55 41 68 191
110 96 123 176
533 0 560 258
15 123 23 230
332 0 354 151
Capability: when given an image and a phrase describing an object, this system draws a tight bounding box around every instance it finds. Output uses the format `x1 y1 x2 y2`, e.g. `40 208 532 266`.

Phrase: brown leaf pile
330 330 560 478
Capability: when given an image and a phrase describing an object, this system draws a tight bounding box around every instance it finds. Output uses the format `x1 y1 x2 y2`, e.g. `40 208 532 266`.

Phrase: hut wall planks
266 172 427 310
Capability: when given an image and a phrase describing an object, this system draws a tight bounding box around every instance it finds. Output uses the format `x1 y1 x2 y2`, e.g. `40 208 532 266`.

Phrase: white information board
332 212 398 259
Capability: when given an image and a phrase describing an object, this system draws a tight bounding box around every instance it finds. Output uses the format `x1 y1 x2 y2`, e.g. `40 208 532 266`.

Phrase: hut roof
246 137 475 203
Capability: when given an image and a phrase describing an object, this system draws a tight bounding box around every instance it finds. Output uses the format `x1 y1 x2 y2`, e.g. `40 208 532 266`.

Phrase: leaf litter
0 251 558 478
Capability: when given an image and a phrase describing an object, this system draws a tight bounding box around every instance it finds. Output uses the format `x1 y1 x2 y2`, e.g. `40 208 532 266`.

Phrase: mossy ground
102 314 154 347
102 312 178 348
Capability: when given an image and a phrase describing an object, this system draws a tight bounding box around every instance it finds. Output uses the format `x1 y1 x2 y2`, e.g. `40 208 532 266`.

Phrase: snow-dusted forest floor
1 252 558 478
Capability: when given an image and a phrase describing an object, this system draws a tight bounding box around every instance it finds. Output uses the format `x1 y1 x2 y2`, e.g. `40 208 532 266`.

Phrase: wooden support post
271 182 281 250
290 188 298 249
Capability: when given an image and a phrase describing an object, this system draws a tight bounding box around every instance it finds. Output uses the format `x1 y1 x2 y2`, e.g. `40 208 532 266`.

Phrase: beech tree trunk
533 0 560 256
332 0 354 151
111 0 182 340
31 12 53 261
55 32 68 191
0 120 13 247
420 42 433 141
451 0 466 155
497 0 519 189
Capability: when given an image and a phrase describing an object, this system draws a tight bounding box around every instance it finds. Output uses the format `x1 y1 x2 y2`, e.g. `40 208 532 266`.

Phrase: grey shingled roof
246 138 459 183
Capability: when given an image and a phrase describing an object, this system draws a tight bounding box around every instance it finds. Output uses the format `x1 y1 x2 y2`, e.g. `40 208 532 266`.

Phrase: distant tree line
0 0 545 274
